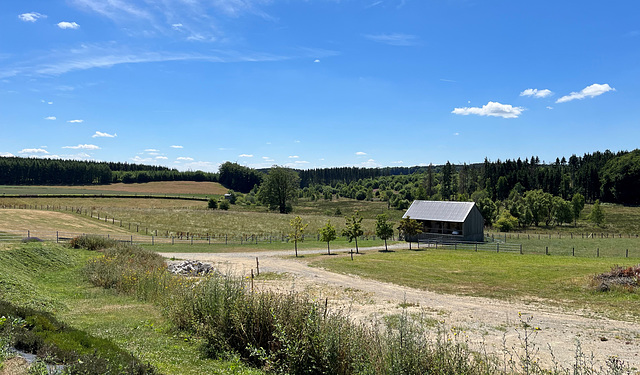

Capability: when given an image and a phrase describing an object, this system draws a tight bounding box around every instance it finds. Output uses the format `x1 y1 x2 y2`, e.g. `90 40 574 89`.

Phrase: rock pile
168 260 216 276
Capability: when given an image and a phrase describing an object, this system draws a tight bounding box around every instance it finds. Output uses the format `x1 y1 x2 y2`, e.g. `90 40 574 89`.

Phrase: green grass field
311 248 640 321
0 242 262 374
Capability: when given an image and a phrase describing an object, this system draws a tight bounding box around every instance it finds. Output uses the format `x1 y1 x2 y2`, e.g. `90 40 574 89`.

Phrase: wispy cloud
144 148 159 152
520 88 553 98
0 43 299 78
288 155 299 158
156 156 168 160
238 154 253 158
57 21 80 29
452 101 525 119
62 144 100 150
177 156 194 161
364 33 418 46
19 148 49 154
170 145 183 148
67 119 84 123
0 152 16 157
294 160 309 164
69 0 273 42
92 131 116 138
19 12 47 22
44 116 57 120
355 151 367 156
556 83 615 103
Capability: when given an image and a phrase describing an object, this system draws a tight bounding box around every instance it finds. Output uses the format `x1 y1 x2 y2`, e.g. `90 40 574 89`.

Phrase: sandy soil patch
160 245 640 371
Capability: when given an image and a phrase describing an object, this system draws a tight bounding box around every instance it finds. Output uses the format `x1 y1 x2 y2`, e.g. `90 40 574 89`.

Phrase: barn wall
462 206 484 242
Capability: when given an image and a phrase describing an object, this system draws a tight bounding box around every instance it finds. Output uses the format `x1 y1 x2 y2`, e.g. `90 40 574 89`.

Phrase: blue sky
1 1 638 172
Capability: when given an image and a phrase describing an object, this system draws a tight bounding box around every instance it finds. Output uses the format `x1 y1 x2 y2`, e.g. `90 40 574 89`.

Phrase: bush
208 198 218 209
21 237 43 243
495 211 518 232
219 200 230 210
69 235 117 251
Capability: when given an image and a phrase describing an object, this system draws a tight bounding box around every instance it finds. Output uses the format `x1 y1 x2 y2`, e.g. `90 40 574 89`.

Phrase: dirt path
159 246 640 371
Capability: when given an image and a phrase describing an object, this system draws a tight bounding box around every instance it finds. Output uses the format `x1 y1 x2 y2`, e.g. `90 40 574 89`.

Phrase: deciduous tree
289 216 308 257
375 214 394 251
257 166 300 214
397 216 422 250
571 193 585 226
342 212 364 254
318 220 337 255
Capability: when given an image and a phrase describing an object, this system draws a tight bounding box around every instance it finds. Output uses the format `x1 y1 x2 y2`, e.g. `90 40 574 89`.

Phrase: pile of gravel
167 260 216 276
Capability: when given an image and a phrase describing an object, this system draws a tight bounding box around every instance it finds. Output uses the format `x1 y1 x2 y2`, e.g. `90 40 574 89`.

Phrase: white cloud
360 159 379 168
364 33 418 46
19 148 49 154
355 151 367 156
19 13 47 22
44 116 57 120
262 156 274 162
172 23 183 29
546 106 553 110
0 152 16 157
67 119 84 123
57 21 80 29
238 154 253 158
48 101 53 105
92 131 116 138
294 160 310 164
62 144 100 150
453 132 460 136
177 156 194 161
144 148 159 152
451 101 525 119
148 152 159 156
392 161 403 164
314 59 320 63
132 156 152 163
288 155 299 159
156 156 168 160
556 83 615 103
294 140 300 143
520 88 553 98
170 145 183 148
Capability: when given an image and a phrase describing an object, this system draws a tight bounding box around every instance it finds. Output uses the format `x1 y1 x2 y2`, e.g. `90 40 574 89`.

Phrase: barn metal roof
402 200 476 222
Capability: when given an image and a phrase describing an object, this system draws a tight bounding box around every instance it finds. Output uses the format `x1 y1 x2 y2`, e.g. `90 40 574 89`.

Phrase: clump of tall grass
69 234 117 251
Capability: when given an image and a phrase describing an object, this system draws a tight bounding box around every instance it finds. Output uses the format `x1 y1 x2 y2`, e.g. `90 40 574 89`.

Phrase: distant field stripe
0 193 208 201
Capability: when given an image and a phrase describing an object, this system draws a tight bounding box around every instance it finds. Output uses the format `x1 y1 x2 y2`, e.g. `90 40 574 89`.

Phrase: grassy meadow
311 248 640 321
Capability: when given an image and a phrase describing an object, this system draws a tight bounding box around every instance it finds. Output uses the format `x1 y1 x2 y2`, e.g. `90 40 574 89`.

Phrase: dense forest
2 149 639 208
0 157 217 185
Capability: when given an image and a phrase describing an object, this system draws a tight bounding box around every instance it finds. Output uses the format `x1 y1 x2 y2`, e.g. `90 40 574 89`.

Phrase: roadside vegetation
0 241 263 374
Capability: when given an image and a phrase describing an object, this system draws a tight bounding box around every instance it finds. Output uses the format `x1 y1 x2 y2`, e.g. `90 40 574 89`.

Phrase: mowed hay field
0 181 227 196
0 209 132 234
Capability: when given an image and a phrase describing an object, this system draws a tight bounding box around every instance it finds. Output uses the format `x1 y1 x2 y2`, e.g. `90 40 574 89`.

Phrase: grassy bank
311 248 640 321
0 242 262 374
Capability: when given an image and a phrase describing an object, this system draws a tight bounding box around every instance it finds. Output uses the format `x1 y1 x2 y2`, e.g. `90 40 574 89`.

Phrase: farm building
402 200 484 242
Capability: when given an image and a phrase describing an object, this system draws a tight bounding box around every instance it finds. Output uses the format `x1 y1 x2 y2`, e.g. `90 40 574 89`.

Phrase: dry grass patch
79 181 227 195
0 209 132 234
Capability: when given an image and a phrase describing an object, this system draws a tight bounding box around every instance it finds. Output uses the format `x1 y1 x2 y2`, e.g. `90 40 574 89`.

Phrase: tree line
0 157 216 185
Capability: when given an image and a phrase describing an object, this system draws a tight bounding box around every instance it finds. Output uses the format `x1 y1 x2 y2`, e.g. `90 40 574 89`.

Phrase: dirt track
160 245 640 371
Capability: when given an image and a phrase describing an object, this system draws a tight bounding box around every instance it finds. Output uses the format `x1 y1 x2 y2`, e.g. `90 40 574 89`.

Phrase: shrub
495 211 518 232
219 200 230 210
21 237 43 243
208 198 218 209
69 235 117 251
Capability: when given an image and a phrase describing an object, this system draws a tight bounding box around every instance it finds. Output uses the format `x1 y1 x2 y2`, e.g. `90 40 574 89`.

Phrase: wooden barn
402 200 484 242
